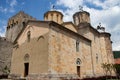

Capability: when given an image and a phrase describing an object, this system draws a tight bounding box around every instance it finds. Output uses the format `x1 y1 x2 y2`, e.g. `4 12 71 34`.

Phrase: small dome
44 11 63 24
73 11 90 26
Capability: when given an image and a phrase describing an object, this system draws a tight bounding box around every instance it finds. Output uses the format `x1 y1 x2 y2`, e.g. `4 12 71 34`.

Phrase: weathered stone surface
6 11 36 43
48 26 93 78
11 34 49 77
73 11 90 26
26 73 79 80
0 37 13 75
77 23 115 76
44 11 63 24
1 10 114 80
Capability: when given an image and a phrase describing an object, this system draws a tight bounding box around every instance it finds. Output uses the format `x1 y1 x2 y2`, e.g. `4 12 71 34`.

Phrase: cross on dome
51 4 55 11
79 5 83 11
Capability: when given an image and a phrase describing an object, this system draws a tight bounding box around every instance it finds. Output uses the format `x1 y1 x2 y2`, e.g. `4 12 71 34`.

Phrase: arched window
76 41 80 52
76 58 81 77
22 22 25 26
37 36 44 41
11 24 13 28
16 21 18 24
96 53 98 63
76 58 81 65
27 31 31 42
56 14 59 22
7 26 10 30
24 54 29 62
51 14 53 20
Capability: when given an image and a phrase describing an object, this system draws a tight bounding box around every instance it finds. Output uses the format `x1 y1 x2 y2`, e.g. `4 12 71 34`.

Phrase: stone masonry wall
0 37 13 75
104 35 114 64
48 25 93 78
78 26 106 76
10 23 50 77
88 30 103 76
10 34 49 77
6 11 36 42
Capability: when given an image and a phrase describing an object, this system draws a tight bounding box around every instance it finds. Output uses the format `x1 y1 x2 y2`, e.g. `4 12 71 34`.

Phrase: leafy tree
115 64 120 78
101 63 109 76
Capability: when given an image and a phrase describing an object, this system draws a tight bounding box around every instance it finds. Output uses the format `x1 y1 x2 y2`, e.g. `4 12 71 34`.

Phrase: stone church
3 9 114 79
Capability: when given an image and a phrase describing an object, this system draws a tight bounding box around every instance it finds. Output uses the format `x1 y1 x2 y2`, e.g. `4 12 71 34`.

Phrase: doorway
24 63 29 77
77 66 80 77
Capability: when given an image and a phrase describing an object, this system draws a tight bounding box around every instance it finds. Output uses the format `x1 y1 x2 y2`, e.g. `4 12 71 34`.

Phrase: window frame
76 41 80 52
27 31 31 42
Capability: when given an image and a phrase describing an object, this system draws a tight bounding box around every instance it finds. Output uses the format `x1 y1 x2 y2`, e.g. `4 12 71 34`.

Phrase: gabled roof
14 20 91 44
13 20 48 44
50 21 91 42
62 21 78 30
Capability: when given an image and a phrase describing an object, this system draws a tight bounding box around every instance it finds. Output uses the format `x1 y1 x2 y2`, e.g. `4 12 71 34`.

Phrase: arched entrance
76 58 81 77
24 54 29 77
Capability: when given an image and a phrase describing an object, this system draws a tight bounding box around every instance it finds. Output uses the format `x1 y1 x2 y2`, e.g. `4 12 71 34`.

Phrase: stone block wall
0 37 13 75
48 26 77 74
6 11 36 42
104 34 114 64
78 26 107 76
48 25 93 78
10 34 49 77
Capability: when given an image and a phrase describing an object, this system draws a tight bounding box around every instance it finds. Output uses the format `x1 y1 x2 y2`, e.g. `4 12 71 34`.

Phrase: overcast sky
0 0 120 51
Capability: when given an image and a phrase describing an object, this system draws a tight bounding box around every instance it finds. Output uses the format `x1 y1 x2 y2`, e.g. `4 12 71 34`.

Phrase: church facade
6 10 114 79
